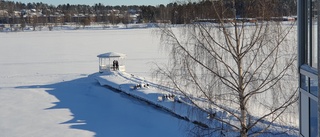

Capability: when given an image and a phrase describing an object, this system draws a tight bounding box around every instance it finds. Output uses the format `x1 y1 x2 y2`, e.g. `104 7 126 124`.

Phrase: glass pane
300 74 309 91
311 0 318 68
307 0 312 66
312 24 317 68
308 0 318 68
310 98 318 137
300 93 309 136
310 77 318 96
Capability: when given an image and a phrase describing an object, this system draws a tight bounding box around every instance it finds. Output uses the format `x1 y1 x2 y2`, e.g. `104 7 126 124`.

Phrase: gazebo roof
97 52 126 58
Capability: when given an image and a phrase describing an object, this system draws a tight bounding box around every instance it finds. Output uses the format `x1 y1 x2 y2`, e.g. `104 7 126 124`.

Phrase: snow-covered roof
97 52 126 58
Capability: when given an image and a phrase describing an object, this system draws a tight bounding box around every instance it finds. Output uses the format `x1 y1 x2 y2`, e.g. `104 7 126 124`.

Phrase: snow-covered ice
0 29 186 137
0 26 299 137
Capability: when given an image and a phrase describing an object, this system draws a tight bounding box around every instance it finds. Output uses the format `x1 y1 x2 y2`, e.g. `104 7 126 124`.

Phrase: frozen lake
0 29 168 82
0 29 187 137
0 25 299 136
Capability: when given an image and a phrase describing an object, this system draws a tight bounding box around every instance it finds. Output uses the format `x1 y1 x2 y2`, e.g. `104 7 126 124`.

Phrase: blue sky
13 0 174 6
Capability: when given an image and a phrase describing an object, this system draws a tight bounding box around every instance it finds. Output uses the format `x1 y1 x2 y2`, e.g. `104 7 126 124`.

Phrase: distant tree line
0 0 297 25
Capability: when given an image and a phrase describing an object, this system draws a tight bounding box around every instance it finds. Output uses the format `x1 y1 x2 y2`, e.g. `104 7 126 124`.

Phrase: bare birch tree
154 0 298 136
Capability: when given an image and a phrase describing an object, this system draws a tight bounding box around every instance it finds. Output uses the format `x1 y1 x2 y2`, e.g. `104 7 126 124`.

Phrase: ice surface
0 25 299 136
0 29 185 137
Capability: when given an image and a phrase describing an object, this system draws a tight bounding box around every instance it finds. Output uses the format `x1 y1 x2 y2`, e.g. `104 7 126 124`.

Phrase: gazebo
97 52 126 72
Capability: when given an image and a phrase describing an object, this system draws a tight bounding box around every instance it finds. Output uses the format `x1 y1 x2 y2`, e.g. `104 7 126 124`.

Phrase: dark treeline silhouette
0 0 297 26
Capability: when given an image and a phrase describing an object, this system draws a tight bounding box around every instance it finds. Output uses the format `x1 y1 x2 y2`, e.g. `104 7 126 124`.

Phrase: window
307 0 318 68
310 99 318 137
310 77 318 96
299 0 319 136
301 74 308 91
